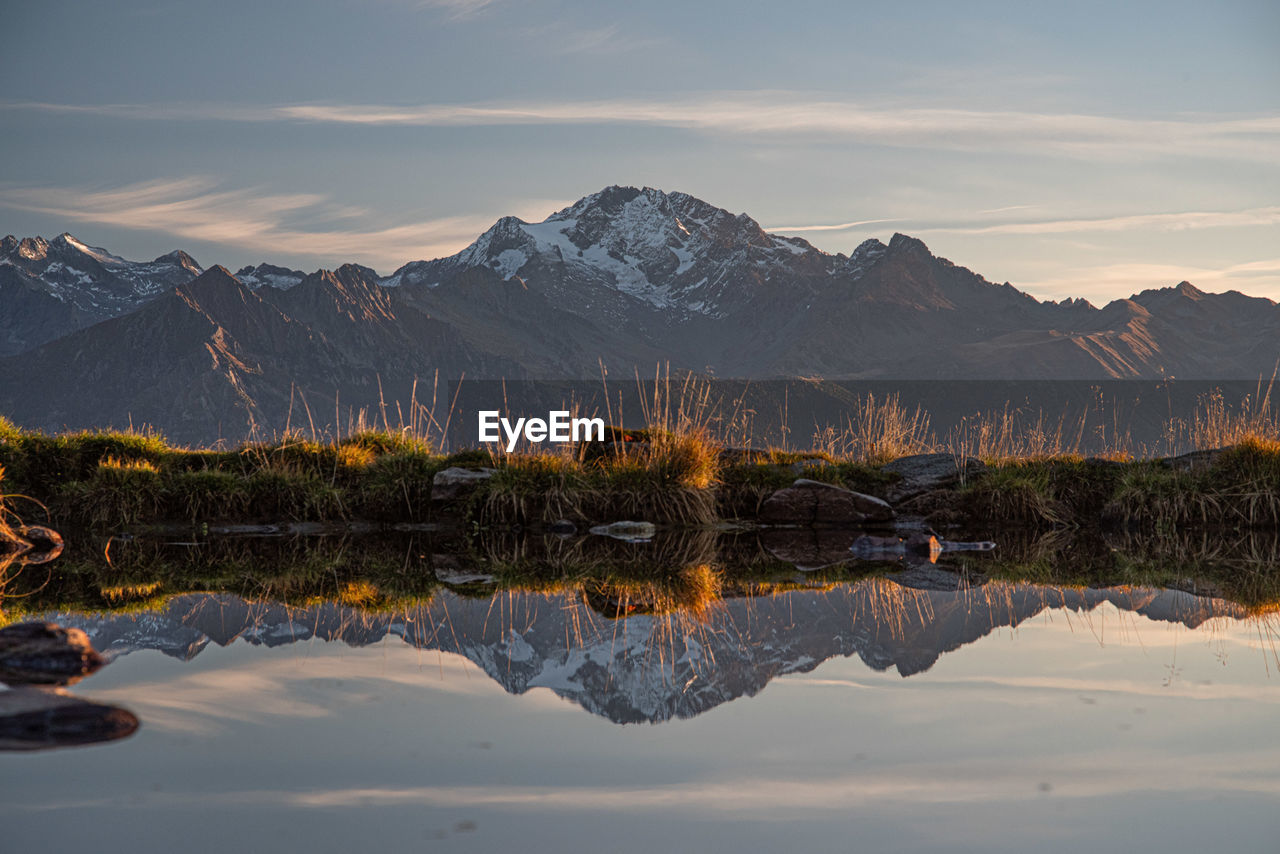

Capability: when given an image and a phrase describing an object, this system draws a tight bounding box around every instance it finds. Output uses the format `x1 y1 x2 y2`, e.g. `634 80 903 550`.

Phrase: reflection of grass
8 526 1280 634
969 527 1280 616
0 532 444 625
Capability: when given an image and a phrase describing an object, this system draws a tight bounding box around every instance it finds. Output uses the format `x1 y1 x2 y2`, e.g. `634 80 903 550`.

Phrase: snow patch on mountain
1 232 204 319
235 263 306 291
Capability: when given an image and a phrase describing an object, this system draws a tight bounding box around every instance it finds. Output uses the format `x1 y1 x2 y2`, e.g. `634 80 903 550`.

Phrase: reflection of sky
2 1 1278 301
5 603 1280 852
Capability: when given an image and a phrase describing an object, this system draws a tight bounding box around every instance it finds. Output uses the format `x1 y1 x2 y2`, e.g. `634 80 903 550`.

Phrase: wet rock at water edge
759 479 894 526
0 622 107 686
546 519 578 535
434 567 498 585
432 554 497 586
589 521 657 542
432 467 496 501
851 533 943 563
0 524 65 565
762 527 861 571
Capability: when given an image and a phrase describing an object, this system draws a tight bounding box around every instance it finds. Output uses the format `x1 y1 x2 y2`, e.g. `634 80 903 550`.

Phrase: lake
3 531 1280 852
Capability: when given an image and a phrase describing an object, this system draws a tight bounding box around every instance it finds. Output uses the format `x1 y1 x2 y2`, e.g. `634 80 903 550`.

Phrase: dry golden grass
1193 379 1280 450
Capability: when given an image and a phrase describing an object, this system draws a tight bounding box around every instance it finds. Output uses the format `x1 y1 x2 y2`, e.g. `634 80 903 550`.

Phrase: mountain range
50 579 1245 725
3 185 1279 442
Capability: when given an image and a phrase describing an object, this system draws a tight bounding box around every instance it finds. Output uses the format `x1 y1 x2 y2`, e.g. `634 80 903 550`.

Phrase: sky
1 0 1278 303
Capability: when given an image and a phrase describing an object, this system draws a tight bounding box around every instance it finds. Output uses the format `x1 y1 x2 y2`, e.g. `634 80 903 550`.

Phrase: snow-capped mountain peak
0 232 205 353
388 185 840 320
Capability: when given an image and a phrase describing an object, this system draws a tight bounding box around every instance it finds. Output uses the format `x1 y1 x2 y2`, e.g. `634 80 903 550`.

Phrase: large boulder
1159 448 1227 471
431 467 495 501
882 454 985 503
759 479 894 526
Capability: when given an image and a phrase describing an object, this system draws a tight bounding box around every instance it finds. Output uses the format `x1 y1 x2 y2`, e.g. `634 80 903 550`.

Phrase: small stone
434 567 497 585
546 519 577 535
588 521 656 541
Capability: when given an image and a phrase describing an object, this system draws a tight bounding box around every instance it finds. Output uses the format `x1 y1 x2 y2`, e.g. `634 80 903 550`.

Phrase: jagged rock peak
234 263 305 291
334 262 381 281
1174 280 1203 297
886 232 931 255
1052 296 1097 310
15 236 49 260
184 264 238 285
154 249 202 270
1131 280 1208 305
549 185 770 238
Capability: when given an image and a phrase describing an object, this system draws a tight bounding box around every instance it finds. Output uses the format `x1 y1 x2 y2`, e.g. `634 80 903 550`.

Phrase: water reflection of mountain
51 578 1247 725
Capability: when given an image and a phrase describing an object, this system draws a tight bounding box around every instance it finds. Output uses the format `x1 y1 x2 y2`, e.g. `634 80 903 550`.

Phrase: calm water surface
4 574 1280 853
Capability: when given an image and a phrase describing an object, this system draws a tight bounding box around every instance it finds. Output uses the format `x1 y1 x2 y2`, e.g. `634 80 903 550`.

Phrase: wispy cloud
921 206 1280 236
767 205 1280 242
978 204 1039 215
6 94 1279 160
0 178 566 272
402 0 497 19
762 217 904 233
518 21 667 55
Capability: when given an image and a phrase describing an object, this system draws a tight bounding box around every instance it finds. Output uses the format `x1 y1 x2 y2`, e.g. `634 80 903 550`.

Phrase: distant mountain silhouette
4 186 1279 441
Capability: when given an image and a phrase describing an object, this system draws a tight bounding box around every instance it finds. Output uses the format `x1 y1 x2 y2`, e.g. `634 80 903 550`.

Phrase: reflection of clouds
14 748 1280 814
280 756 1280 807
789 674 1280 705
88 646 508 735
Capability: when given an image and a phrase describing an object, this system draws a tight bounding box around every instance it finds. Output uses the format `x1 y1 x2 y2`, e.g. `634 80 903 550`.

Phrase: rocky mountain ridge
4 185 1280 441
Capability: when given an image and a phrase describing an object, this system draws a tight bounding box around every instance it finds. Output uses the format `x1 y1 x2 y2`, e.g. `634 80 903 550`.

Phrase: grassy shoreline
3 412 1280 533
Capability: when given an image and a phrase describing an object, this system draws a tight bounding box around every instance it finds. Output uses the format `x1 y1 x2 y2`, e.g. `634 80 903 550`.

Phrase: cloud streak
922 206 1280 236
0 178 565 272
6 94 1279 160
762 217 904 233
